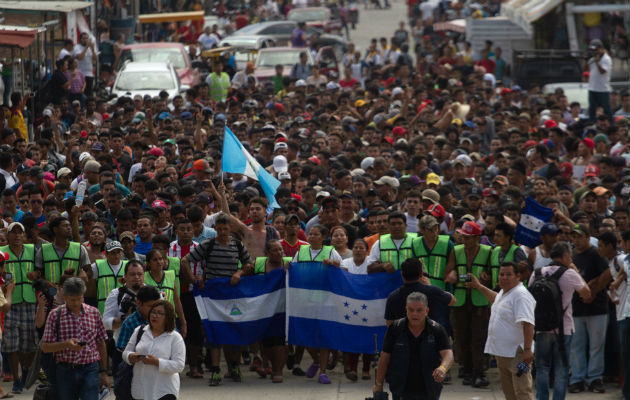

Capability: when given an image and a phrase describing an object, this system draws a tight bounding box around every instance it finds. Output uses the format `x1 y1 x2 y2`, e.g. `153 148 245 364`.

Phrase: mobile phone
458 274 471 282
5 273 12 282
137 355 146 359
77 341 87 346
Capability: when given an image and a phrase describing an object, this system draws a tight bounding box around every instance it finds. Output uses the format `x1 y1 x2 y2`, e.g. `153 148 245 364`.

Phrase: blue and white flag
194 269 286 345
287 262 403 354
514 196 553 248
222 126 281 208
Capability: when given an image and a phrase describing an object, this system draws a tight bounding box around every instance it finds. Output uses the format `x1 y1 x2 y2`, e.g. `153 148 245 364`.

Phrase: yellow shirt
8 108 27 143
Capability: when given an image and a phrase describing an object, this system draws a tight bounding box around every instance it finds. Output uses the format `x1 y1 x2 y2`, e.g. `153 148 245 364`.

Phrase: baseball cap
192 159 213 174
278 171 291 181
589 38 603 50
418 215 439 229
321 196 339 209
492 175 508 186
540 223 559 236
152 200 168 210
91 142 105 151
467 186 483 199
457 221 482 236
426 203 445 219
571 223 590 236
426 173 440 186
119 231 135 242
29 166 44 179
581 138 595 150
16 163 30 175
584 164 599 177
593 186 611 197
361 157 375 170
274 142 288 152
57 167 72 179
422 189 440 205
374 176 399 188
285 214 300 225
105 241 123 252
7 222 24 232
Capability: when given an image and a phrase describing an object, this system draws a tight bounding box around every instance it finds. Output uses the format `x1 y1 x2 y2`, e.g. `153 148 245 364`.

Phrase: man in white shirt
231 62 258 89
469 261 536 400
73 33 97 97
587 39 612 121
58 39 74 61
197 26 219 50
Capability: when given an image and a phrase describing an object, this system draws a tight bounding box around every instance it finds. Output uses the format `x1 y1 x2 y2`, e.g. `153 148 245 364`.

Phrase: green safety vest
453 244 491 307
254 257 292 275
167 256 181 296
96 259 127 315
297 245 334 262
42 242 81 284
209 72 229 102
144 270 176 308
412 235 450 289
1 244 36 304
490 244 519 289
379 233 417 271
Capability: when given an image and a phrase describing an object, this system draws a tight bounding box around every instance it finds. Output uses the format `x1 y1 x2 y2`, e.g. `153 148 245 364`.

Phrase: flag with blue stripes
222 126 280 208
287 262 403 354
514 196 554 248
194 268 285 345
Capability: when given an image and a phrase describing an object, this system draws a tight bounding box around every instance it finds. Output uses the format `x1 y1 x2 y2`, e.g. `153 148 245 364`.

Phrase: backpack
529 266 568 363
113 325 146 400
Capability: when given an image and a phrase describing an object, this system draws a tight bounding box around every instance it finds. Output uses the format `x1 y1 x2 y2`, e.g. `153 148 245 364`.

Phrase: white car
112 62 187 99
542 82 589 108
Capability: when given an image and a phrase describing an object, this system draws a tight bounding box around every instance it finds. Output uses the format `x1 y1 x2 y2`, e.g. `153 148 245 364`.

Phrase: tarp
501 0 563 35
434 18 466 33
0 1 92 12
0 28 37 48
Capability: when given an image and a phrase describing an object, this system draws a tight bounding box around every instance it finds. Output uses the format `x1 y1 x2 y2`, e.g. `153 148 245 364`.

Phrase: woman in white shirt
341 239 373 381
123 300 186 400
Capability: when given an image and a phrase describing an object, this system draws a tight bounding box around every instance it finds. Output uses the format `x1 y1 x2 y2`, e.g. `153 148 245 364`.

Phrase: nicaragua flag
514 196 554 248
194 268 286 345
222 126 281 208
287 262 403 354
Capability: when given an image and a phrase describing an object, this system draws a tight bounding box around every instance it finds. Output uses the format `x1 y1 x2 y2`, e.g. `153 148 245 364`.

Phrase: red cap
559 162 573 179
192 159 213 173
275 137 287 143
427 203 445 219
148 147 164 157
544 120 558 129
392 126 407 136
500 88 511 95
584 164 599 177
151 200 167 209
582 71 590 78
80 130 88 138
522 140 537 150
383 136 394 144
482 188 498 197
581 138 595 150
457 221 482 236
274 103 285 113
0 251 9 262
423 35 430 40
102 113 110 120
308 156 321 165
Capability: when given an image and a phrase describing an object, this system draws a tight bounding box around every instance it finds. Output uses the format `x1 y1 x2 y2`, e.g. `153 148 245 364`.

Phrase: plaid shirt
116 310 147 350
169 240 203 293
42 304 107 364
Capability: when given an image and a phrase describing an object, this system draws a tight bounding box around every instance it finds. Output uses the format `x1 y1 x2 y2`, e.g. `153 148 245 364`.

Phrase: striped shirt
168 240 203 293
187 237 252 280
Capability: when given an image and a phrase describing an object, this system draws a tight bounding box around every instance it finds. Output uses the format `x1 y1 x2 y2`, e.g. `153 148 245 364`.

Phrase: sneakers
292 367 306 376
11 381 22 394
568 381 585 393
472 376 489 388
318 373 332 384
209 371 222 386
305 363 320 378
230 366 243 382
589 379 605 393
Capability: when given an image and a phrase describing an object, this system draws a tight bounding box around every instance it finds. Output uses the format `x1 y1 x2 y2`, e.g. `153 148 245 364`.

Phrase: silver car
112 61 186 99
228 21 322 46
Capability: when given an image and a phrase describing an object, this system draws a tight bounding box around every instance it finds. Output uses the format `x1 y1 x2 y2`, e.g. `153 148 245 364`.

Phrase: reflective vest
254 257 292 274
96 259 127 315
297 245 334 262
412 235 450 289
379 233 417 271
42 242 81 284
1 244 36 304
490 244 519 289
209 72 229 102
453 244 491 307
144 270 176 308
166 257 181 296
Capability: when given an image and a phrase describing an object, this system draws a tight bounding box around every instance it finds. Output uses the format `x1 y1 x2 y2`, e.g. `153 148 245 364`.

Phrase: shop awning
0 27 37 48
0 1 92 12
434 18 466 33
138 11 204 24
501 0 563 35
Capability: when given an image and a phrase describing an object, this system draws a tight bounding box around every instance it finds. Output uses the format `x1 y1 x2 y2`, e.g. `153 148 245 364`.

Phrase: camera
120 294 137 316
459 274 471 282
32 279 55 302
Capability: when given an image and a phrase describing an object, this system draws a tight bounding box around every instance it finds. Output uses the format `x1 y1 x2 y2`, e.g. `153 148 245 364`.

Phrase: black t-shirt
384 282 452 324
572 246 609 316
382 318 451 397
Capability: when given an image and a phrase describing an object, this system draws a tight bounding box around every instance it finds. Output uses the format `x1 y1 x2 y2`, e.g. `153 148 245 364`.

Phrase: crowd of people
0 0 629 399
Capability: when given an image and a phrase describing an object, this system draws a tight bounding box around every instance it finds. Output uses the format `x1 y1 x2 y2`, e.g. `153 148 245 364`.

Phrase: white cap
79 152 92 163
43 108 53 118
391 87 404 97
295 79 307 87
454 154 473 167
360 157 375 170
278 171 291 180
326 81 340 90
273 155 288 173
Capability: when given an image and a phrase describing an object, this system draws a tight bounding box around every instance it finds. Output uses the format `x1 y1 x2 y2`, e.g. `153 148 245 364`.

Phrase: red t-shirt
281 239 309 258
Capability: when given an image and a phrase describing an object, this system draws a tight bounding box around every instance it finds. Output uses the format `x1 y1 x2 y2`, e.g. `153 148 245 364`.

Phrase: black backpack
113 324 146 400
529 266 568 362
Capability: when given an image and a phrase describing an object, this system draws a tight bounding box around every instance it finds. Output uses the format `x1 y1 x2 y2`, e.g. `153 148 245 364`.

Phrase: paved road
348 0 408 54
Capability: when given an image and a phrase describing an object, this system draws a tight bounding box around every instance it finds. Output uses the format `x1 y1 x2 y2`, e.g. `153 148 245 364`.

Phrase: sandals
344 370 358 382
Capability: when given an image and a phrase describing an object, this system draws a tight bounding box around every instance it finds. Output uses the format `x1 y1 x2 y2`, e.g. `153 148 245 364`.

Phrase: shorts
261 336 285 348
2 303 38 353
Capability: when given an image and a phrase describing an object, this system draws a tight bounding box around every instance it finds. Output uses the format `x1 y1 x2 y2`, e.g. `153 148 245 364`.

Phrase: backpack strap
55 305 63 341
135 324 146 346
550 266 568 281
550 266 569 365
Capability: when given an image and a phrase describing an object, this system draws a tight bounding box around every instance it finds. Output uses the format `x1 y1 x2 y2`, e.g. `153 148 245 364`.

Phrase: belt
57 362 95 369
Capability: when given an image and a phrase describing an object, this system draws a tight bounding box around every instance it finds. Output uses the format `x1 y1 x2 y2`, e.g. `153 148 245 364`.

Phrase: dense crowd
0 0 629 399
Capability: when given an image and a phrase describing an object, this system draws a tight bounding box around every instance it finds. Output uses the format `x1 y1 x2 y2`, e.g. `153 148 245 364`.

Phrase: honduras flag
194 268 286 345
514 196 554 248
222 126 281 208
287 262 403 354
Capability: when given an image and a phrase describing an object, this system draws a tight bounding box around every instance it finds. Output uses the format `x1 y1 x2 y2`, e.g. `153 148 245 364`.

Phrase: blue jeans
535 333 572 400
570 314 608 385
619 318 629 399
56 362 99 400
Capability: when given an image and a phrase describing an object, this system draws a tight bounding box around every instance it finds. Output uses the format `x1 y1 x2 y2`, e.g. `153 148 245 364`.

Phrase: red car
115 43 198 87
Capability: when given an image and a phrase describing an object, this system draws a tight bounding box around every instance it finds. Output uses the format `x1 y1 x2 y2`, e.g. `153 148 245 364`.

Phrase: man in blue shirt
134 214 154 256
1 188 23 222
116 285 161 350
